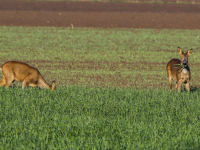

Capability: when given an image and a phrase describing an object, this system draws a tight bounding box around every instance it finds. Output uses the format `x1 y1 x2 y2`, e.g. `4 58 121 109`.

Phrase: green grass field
1 26 200 149
1 26 200 88
0 87 200 149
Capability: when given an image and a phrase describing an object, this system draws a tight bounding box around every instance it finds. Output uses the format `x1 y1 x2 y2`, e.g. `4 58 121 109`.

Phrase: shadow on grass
190 86 200 92
178 86 200 93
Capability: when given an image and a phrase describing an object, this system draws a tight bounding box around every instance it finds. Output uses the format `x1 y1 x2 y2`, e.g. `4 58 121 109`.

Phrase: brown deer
0 61 55 90
166 47 192 92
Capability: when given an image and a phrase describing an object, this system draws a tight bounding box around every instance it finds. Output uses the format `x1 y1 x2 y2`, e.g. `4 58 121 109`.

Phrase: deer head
178 47 192 67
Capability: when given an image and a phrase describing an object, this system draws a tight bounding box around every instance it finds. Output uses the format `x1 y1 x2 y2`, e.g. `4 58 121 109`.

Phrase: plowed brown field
0 1 200 29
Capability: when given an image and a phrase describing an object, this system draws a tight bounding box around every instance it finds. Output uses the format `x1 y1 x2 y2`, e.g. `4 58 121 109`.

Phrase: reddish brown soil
0 1 200 29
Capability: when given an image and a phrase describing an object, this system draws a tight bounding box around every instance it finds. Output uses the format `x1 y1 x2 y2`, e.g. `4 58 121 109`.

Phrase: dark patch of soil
0 1 200 29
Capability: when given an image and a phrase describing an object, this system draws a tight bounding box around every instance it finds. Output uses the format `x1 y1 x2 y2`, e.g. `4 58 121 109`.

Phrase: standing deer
166 47 192 92
0 61 55 90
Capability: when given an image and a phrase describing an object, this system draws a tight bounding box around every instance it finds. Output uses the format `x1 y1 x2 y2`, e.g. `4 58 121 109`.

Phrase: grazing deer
0 61 55 90
166 47 192 92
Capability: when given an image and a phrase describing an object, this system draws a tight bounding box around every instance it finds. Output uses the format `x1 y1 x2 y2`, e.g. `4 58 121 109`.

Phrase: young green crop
0 26 200 89
1 27 199 62
0 87 200 149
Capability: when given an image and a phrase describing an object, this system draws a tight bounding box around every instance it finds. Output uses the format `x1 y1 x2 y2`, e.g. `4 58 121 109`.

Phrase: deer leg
177 81 182 92
185 82 190 93
168 77 173 91
175 82 178 91
23 75 38 89
22 80 28 89
22 76 32 89
29 83 38 88
22 80 37 89
5 78 14 89
0 76 6 87
3 73 15 89
3 75 15 89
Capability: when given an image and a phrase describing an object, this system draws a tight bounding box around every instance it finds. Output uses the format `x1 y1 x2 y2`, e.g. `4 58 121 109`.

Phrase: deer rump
0 61 55 90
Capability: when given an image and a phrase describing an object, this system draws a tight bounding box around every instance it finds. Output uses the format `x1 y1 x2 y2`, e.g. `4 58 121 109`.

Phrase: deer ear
177 47 183 55
187 49 192 56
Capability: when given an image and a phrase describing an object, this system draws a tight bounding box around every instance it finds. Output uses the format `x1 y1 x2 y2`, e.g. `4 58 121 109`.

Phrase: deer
0 61 55 91
166 47 192 92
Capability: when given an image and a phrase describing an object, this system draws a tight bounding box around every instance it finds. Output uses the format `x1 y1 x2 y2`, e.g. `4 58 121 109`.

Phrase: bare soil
0 1 200 29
